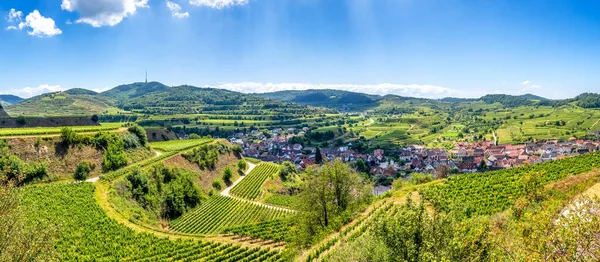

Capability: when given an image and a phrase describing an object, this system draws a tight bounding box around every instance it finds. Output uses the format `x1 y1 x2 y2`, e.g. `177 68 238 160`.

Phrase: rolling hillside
0 94 24 106
5 89 118 116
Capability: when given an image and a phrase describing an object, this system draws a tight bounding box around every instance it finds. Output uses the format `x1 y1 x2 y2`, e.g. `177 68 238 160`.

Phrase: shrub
74 161 95 181
237 159 247 171
223 167 233 183
189 134 201 139
232 145 242 154
103 141 128 171
16 116 26 125
91 114 99 122
127 124 148 146
212 180 222 190
121 133 142 149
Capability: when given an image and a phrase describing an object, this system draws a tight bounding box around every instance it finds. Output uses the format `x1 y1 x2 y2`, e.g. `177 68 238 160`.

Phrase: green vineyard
19 183 282 261
230 163 279 200
170 195 291 235
421 151 600 216
224 220 291 242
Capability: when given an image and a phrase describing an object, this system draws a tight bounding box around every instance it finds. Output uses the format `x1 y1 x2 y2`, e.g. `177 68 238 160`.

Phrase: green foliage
237 159 247 171
149 138 212 152
370 199 492 262
224 220 291 242
291 160 372 247
230 163 278 200
127 124 148 146
102 138 128 171
121 132 142 149
408 173 434 185
73 161 95 181
123 165 203 219
278 161 297 181
212 180 222 190
15 115 26 125
18 183 281 260
232 145 242 154
223 167 233 183
188 133 201 139
0 141 51 186
315 147 323 164
170 195 291 235
421 152 600 216
182 143 230 169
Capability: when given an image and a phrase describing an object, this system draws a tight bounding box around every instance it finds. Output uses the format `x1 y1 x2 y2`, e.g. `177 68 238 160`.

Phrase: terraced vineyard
149 138 213 152
421 151 600 216
0 122 123 136
230 163 279 200
19 183 283 261
170 195 291 235
224 220 291 242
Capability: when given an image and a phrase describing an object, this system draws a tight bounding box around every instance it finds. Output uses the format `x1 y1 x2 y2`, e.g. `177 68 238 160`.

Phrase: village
231 128 600 181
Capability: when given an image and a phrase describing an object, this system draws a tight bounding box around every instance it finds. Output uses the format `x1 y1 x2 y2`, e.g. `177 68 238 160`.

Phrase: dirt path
221 161 295 213
86 150 162 183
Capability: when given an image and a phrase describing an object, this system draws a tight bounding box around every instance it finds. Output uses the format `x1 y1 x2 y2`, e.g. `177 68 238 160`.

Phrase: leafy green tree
223 167 233 183
237 159 247 171
278 161 297 181
103 139 128 171
127 124 148 146
73 161 94 181
292 160 371 247
15 115 26 125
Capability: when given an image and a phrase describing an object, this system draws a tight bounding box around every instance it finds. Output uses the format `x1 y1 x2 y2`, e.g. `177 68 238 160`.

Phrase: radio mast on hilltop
145 70 148 83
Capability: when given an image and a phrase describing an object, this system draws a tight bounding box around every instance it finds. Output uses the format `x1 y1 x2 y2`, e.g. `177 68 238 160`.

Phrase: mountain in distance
6 89 118 116
254 89 382 110
0 94 24 106
519 93 548 100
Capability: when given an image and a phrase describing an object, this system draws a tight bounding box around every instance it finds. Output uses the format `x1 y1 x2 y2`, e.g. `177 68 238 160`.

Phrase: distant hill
0 94 24 105
519 93 548 100
255 89 381 109
440 97 478 103
6 89 118 116
101 82 314 115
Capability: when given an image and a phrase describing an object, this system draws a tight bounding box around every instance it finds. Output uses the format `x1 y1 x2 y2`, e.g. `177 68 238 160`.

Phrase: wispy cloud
167 1 190 18
521 80 541 92
189 0 249 9
4 84 65 98
209 82 457 99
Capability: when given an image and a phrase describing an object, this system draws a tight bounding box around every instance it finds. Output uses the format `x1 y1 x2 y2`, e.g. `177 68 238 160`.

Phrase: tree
315 147 323 164
74 161 94 181
436 165 449 179
91 114 99 122
232 145 242 154
292 160 371 247
127 124 148 146
15 115 26 125
237 159 247 171
279 161 297 181
223 167 233 183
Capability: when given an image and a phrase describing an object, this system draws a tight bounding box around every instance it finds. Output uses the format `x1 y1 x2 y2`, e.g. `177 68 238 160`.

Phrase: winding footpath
221 161 295 213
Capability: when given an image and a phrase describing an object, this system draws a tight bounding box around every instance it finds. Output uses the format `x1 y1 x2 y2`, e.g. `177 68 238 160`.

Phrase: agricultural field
18 183 284 261
420 151 600 216
149 138 213 152
0 122 123 137
169 195 291 235
224 220 291 243
230 163 279 200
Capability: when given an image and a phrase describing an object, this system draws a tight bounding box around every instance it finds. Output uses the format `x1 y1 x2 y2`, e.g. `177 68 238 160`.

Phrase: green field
231 163 279 200
0 122 123 136
149 138 213 152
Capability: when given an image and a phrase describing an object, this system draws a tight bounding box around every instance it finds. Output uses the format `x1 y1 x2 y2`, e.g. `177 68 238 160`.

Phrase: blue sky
1 0 600 99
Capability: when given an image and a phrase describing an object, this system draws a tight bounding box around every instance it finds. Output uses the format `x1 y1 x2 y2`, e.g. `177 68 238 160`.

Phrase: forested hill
0 95 24 106
254 89 382 109
101 82 321 115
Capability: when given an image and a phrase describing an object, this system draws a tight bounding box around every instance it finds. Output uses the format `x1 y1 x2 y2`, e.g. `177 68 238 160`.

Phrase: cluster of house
231 129 600 178
371 139 600 177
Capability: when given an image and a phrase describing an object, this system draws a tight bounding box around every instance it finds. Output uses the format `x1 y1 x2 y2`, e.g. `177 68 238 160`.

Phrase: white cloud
167 1 190 18
6 85 66 98
209 82 457 99
6 8 23 23
61 0 149 27
520 80 542 92
5 9 62 37
189 0 249 9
